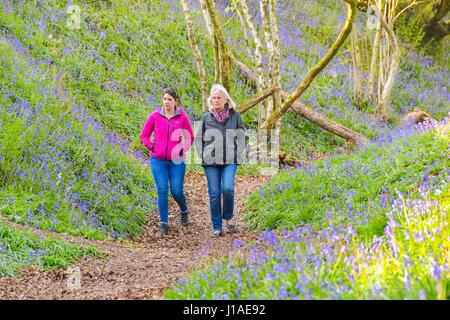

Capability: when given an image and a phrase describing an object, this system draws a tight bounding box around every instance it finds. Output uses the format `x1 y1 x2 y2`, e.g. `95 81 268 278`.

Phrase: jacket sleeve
182 115 195 151
236 111 246 130
140 115 155 151
235 111 248 164
194 114 206 162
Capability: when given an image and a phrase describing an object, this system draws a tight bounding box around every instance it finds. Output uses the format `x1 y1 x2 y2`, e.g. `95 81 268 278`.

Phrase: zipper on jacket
165 119 170 160
164 112 181 160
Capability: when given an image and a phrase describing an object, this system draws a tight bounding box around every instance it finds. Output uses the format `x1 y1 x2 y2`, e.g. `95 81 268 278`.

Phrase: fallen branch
230 53 371 146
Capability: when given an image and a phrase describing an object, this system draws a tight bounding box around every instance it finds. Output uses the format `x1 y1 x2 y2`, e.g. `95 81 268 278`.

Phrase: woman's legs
150 157 169 224
221 164 237 222
168 160 188 214
204 166 223 231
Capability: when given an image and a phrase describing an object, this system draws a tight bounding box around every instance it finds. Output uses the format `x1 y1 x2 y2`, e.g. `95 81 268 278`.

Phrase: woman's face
211 91 227 111
163 93 177 110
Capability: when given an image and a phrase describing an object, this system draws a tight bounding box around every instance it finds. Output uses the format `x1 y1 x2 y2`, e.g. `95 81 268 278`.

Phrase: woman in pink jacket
140 88 194 236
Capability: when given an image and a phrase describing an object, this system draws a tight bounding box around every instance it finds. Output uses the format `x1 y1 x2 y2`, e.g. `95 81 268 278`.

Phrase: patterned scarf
212 107 230 124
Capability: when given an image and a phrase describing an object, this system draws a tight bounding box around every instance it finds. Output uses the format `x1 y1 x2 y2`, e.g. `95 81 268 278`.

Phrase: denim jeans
203 164 237 231
150 157 188 224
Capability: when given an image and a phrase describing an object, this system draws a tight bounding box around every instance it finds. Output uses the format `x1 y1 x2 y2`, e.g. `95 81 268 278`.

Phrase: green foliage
0 39 156 240
0 222 99 276
244 125 449 238
395 14 427 54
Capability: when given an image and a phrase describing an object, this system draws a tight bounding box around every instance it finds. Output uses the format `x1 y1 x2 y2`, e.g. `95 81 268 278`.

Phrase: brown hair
163 88 179 104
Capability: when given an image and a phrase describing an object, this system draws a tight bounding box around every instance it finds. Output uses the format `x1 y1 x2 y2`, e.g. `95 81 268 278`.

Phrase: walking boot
180 212 191 227
225 220 237 234
159 223 169 236
210 230 224 238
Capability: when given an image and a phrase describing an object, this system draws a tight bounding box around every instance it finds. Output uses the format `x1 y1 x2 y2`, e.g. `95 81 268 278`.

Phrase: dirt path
0 171 268 300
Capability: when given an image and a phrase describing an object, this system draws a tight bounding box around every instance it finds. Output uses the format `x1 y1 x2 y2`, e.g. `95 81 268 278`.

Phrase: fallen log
231 53 371 146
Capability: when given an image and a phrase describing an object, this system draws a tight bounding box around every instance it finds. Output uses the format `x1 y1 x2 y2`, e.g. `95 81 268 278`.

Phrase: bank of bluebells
0 0 209 128
0 37 156 239
166 179 449 299
165 115 449 299
243 117 449 234
3 0 448 155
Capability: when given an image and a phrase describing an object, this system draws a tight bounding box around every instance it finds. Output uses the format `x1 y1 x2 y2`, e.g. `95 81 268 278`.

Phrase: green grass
244 123 450 238
0 221 100 277
165 182 449 299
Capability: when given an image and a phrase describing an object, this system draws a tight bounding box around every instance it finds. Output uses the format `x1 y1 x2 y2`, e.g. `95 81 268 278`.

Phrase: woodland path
0 171 268 299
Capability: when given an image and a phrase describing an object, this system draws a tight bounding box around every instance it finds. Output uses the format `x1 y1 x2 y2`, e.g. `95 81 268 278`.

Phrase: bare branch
237 87 276 114
263 1 357 129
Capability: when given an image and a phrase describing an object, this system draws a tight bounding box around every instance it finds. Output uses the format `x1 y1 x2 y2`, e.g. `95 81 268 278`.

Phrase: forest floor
0 171 268 299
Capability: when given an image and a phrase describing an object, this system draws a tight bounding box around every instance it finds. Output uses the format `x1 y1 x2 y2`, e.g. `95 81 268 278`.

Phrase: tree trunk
199 0 214 41
263 0 358 129
235 8 254 65
375 2 401 121
268 0 282 113
204 0 232 92
238 0 266 90
181 0 209 112
351 28 364 105
237 0 269 150
368 17 381 101
213 32 221 84
422 0 450 44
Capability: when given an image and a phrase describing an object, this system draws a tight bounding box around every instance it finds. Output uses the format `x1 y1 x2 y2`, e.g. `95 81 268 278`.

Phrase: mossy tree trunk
204 0 232 93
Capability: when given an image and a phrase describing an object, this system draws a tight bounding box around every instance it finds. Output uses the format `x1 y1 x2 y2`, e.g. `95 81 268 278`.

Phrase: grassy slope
165 121 449 299
0 221 99 276
245 121 449 236
0 38 156 240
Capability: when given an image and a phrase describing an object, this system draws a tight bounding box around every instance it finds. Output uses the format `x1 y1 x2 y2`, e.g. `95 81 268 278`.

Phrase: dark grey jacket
196 109 247 166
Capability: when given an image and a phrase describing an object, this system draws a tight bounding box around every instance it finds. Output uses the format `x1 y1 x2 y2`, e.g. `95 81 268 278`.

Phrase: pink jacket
140 107 194 161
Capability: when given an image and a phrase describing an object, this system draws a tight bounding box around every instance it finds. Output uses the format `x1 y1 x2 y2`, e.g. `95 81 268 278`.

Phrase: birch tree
373 0 401 121
182 0 370 146
181 0 209 112
351 0 410 121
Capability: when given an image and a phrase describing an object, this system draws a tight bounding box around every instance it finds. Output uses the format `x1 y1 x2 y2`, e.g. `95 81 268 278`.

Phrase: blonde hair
207 84 236 112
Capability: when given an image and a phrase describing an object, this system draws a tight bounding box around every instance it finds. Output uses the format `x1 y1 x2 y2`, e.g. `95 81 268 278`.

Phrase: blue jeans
150 157 188 224
203 164 237 231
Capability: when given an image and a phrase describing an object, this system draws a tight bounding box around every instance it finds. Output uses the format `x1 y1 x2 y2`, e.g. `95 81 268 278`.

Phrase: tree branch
263 0 357 129
237 87 276 114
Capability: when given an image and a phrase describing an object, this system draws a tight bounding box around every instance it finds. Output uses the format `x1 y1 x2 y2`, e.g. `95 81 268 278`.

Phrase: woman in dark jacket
199 84 246 238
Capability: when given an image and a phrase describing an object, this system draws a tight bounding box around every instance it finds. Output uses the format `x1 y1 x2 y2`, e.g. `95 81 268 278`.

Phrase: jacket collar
159 107 180 117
